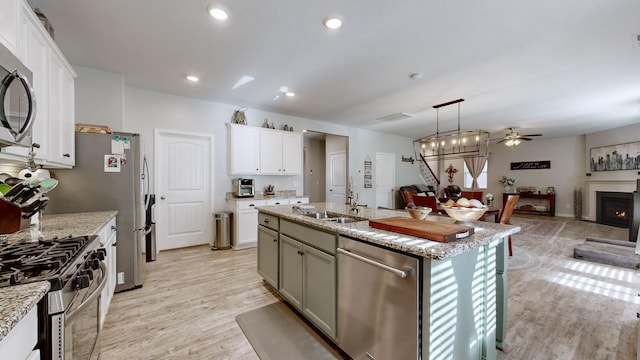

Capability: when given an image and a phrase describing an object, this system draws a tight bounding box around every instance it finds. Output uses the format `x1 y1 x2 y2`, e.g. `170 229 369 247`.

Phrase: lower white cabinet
257 213 279 289
0 306 38 360
98 217 117 329
229 197 307 250
228 199 266 250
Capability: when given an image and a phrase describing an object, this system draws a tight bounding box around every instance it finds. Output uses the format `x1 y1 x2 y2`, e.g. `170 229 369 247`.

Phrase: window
463 161 488 189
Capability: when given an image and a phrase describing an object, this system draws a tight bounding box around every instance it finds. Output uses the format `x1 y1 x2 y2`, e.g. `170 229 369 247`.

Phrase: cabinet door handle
263 218 270 223
111 225 117 231
63 153 71 158
297 250 304 256
32 143 40 148
112 242 117 247
272 238 277 243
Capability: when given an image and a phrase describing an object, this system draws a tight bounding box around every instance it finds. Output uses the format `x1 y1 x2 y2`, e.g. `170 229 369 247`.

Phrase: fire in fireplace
596 191 632 228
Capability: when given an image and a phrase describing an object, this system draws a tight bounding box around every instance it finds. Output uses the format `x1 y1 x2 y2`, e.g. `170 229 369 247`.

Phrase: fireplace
596 191 632 228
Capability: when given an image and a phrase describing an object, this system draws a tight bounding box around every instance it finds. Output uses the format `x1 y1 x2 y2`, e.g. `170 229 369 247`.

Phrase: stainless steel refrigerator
47 131 145 292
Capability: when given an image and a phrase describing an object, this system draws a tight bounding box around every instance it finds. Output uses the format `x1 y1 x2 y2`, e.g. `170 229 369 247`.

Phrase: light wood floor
98 216 638 360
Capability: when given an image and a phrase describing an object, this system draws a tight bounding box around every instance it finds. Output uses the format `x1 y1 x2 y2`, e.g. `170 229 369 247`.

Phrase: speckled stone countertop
225 191 308 201
1 210 117 244
257 203 521 260
0 282 50 341
0 211 117 342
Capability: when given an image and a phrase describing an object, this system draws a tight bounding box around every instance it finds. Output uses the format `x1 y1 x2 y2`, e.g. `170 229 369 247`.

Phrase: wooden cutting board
369 217 474 242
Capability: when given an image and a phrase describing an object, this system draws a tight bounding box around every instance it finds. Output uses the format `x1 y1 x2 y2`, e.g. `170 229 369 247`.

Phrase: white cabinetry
227 124 260 175
0 0 76 167
228 199 266 250
0 306 38 360
260 129 302 175
227 124 302 176
0 0 21 55
98 217 117 329
47 48 75 167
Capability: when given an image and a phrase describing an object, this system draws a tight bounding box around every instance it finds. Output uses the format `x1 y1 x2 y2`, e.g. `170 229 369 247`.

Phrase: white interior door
328 151 346 204
155 130 214 250
375 152 395 208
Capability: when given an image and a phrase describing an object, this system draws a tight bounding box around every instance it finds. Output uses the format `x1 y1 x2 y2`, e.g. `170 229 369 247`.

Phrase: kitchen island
257 203 520 360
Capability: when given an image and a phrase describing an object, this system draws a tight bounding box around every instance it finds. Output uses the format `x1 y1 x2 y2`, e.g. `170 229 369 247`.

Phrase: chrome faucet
349 193 360 214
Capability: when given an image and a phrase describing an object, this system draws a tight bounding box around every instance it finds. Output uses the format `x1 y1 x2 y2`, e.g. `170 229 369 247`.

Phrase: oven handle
66 262 108 322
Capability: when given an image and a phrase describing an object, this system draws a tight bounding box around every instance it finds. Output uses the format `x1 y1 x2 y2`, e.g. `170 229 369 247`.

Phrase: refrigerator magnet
104 155 121 172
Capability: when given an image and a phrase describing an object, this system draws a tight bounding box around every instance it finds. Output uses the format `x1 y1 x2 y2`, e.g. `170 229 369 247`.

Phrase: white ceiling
28 0 640 141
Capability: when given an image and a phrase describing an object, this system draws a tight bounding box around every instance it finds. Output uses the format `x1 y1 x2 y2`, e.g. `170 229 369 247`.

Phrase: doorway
154 129 214 251
303 131 348 203
375 152 395 208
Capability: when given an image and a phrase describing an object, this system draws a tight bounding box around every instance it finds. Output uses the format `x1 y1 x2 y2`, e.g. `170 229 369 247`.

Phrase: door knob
161 196 166 200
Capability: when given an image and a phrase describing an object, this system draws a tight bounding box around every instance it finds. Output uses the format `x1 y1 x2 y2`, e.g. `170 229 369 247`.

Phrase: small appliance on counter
233 178 255 197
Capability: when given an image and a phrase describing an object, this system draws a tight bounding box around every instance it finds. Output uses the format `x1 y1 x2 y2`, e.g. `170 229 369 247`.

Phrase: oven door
64 263 107 360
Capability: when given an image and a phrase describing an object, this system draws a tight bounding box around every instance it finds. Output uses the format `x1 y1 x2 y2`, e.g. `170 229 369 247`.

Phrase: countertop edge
0 281 50 341
257 203 520 260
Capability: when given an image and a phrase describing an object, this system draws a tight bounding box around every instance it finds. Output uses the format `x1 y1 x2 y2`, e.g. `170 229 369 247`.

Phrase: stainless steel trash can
212 211 233 250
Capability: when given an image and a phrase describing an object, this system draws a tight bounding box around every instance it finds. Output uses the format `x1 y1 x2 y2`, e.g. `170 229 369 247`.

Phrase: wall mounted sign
590 141 640 172
510 160 551 170
364 156 372 188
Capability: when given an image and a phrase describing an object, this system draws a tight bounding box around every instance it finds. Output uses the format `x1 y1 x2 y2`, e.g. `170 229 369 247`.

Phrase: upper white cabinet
227 124 302 176
227 123 260 175
0 0 21 55
0 0 76 168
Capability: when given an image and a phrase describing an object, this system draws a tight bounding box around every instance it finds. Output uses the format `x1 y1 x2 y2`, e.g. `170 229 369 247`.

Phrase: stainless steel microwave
0 41 36 148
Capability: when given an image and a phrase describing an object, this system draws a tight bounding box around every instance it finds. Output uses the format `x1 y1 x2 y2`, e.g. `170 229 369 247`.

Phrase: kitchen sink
303 211 366 223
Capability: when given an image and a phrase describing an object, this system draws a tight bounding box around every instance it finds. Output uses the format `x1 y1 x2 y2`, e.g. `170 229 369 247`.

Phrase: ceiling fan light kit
414 98 490 160
498 127 543 146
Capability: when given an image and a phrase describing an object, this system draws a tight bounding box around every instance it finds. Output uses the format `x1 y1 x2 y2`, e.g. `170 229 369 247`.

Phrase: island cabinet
257 213 279 289
278 219 337 339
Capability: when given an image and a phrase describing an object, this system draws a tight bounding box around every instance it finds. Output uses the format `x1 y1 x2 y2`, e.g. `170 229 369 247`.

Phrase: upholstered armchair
444 185 462 200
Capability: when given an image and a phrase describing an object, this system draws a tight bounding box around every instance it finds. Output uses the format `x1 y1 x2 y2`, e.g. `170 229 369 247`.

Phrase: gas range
0 235 106 360
0 235 101 289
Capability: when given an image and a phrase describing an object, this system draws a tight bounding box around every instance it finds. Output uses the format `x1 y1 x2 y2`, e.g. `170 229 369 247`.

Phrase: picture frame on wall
590 141 640 172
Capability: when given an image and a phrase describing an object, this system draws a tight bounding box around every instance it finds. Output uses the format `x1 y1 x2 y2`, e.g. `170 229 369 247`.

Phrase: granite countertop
2 210 118 244
257 203 521 260
0 211 117 342
0 282 50 341
225 191 308 201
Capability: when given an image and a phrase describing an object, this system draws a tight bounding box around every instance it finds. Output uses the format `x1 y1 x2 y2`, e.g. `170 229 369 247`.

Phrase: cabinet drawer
281 219 337 254
237 199 266 210
266 198 289 206
290 197 309 204
98 217 117 246
258 213 279 231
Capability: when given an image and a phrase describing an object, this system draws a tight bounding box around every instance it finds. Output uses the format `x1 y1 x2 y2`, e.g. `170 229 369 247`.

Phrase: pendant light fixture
414 98 490 160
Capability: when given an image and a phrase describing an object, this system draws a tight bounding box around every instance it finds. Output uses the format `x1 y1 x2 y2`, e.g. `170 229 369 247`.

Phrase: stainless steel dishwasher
337 236 421 360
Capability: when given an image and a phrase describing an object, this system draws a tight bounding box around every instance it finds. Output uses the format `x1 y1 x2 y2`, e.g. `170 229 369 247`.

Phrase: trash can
212 211 233 250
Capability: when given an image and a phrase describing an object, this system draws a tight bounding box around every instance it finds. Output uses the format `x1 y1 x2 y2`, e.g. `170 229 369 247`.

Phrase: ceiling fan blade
496 138 507 143
520 134 542 137
520 137 533 141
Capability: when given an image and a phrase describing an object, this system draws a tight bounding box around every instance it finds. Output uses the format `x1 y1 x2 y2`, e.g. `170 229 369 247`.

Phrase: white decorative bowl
406 207 432 220
442 205 488 223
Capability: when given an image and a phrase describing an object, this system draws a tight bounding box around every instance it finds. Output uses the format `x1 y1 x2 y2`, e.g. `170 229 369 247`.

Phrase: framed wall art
590 141 640 172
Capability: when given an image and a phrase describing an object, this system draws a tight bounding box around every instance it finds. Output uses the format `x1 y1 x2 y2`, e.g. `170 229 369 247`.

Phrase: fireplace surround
594 180 640 242
596 191 632 228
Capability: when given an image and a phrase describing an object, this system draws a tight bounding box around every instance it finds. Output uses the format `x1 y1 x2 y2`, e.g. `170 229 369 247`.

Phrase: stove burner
0 236 93 287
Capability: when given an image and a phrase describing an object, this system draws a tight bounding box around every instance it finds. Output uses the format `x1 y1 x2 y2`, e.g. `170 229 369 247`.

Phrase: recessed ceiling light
207 5 228 21
323 16 343 30
285 92 295 97
186 75 200 82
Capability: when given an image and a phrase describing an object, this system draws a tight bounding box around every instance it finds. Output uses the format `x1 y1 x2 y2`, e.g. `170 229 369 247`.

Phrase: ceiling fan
496 127 543 146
